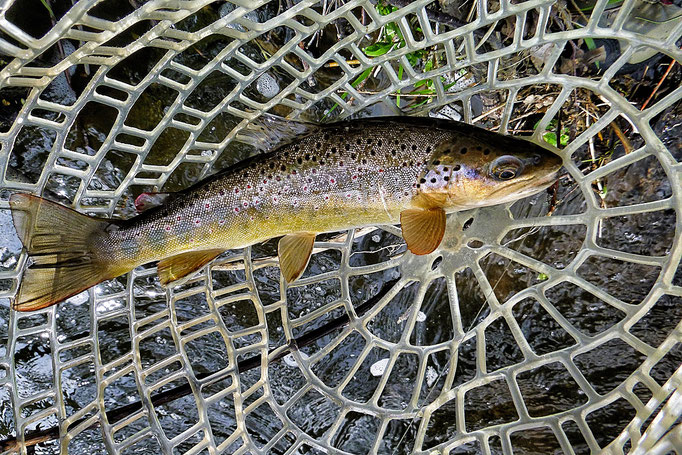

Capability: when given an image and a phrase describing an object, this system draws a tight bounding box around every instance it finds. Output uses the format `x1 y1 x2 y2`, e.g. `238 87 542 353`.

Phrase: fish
9 116 563 311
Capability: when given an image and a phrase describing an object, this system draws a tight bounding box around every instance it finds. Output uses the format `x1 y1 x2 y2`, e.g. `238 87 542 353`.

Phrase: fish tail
9 193 116 312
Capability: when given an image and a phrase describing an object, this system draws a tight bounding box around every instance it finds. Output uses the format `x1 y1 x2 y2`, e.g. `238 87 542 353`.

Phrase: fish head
417 130 563 210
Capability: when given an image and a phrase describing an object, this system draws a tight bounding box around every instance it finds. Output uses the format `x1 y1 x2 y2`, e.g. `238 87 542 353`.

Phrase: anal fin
158 249 224 285
400 208 446 255
278 233 316 283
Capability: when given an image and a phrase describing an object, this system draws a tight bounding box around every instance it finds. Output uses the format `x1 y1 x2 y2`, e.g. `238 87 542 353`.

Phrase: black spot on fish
411 144 417 151
323 133 330 140
294 145 300 151
443 167 448 172
316 142 322 149
426 146 432 153
280 165 286 171
351 153 357 160
401 144 407 151
391 150 397 156
484 148 491 155
420 178 426 183
416 184 421 188
367 138 373 145
444 176 450 181
433 160 440 165
331 147 337 154
269 162 275 169
377 139 383 147
454 165 461 171
476 146 482 151
305 154 311 160
370 150 375 156
219 190 225 196
430 178 437 183
361 159 367 164
297 157 303 164
284 151 289 157
345 143 351 151
356 138 362 145
460 147 467 154
312 156 317 162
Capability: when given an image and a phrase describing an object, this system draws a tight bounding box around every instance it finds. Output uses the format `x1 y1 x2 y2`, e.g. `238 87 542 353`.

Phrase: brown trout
10 116 562 311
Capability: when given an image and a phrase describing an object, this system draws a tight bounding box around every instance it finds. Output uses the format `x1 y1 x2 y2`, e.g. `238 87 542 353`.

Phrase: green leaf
363 42 393 57
397 64 404 106
543 132 558 147
537 273 549 281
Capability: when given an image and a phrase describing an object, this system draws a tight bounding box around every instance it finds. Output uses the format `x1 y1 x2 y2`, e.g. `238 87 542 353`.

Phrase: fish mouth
485 167 562 205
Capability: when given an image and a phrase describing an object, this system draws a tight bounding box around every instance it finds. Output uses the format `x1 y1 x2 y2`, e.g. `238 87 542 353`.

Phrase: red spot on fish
205 203 210 209
324 195 329 200
243 202 248 207
273 196 278 202
329 178 335 184
304 186 308 191
235 188 239 194
312 169 317 174
291 170 297 175
352 175 358 180
263 179 267 184
339 161 344 166
164 226 171 232
346 193 352 198
194 218 201 225
219 220 225 225
379 168 384 173
247 184 251 189
234 207 240 213
219 190 225 196
176 216 182 221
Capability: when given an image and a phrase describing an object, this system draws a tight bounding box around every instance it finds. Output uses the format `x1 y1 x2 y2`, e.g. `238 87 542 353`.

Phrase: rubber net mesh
0 0 681 453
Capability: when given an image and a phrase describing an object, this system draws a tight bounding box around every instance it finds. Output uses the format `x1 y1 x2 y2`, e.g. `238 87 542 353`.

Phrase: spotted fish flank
9 116 563 311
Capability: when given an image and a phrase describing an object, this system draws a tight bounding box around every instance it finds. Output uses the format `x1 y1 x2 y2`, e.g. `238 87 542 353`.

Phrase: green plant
537 119 569 147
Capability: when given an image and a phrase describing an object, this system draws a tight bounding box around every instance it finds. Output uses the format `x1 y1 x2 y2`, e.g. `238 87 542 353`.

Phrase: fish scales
102 122 449 268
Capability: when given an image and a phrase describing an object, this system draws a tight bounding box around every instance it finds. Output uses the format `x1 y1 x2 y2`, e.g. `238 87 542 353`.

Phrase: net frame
0 0 680 453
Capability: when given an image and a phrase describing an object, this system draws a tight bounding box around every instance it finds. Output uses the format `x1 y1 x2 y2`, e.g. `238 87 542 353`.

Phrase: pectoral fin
278 232 316 283
400 208 446 255
158 249 224 285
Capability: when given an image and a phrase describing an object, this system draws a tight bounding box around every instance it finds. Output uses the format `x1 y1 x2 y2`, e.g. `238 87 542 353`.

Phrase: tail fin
9 193 114 312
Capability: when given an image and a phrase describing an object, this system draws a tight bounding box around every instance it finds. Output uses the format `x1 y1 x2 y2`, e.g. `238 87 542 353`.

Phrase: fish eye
490 156 523 181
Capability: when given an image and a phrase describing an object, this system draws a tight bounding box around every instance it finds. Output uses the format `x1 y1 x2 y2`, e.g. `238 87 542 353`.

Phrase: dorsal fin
236 113 319 152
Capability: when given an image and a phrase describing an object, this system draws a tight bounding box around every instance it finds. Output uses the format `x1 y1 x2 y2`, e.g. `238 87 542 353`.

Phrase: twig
609 120 632 154
641 60 676 111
